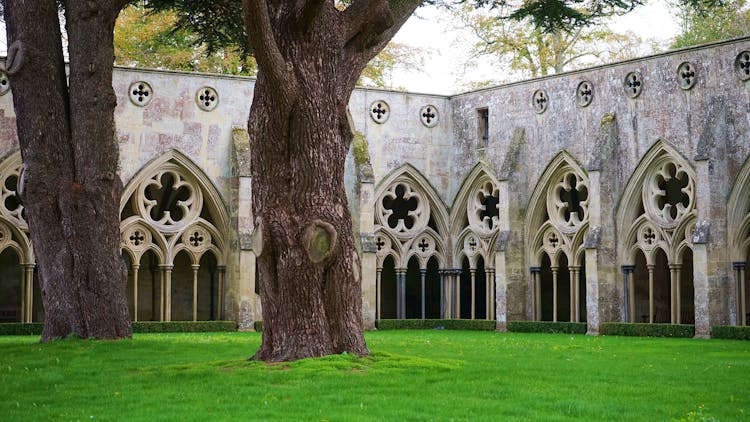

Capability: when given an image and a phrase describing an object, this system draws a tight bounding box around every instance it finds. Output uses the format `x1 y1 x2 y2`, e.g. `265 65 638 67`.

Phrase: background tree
671 0 750 48
115 5 257 75
453 3 644 82
1 0 132 340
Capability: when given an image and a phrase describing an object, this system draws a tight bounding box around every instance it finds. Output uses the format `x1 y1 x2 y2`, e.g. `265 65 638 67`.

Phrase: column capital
733 261 747 270
668 263 683 270
529 266 542 274
621 265 635 273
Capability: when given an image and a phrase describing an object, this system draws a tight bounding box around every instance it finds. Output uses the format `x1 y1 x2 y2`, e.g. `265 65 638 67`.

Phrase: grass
0 331 748 421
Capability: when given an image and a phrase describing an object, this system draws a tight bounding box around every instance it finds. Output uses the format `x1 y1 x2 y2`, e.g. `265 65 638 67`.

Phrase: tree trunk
243 0 419 361
4 0 131 340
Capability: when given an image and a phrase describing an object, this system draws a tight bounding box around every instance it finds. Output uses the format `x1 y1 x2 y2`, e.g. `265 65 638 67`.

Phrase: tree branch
298 0 327 33
242 0 298 101
340 0 395 50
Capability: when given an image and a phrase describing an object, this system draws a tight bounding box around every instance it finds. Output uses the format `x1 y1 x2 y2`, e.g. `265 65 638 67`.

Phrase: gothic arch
374 164 449 269
120 149 229 322
0 151 36 322
728 155 750 261
450 162 501 269
617 139 697 325
525 151 589 267
525 151 589 323
727 155 750 325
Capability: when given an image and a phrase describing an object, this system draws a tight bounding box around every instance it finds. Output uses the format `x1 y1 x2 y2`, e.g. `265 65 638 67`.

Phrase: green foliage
0 331 748 420
711 325 750 340
358 43 426 89
253 320 263 332
351 131 370 165
0 322 237 336
452 3 645 82
140 0 250 57
671 0 750 48
375 319 496 330
115 5 256 75
600 323 695 338
132 321 237 333
507 321 588 334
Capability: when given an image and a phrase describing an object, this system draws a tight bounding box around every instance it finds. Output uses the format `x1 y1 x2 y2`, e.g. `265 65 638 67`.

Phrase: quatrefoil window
189 231 204 247
624 71 642 98
533 89 548 114
129 230 145 246
558 174 588 224
655 163 690 220
140 170 199 229
644 160 694 227
736 51 750 81
420 105 438 128
1 168 25 225
576 81 593 107
677 62 697 90
196 87 218 111
0 71 9 96
129 81 153 106
382 184 418 230
548 171 588 232
370 100 390 123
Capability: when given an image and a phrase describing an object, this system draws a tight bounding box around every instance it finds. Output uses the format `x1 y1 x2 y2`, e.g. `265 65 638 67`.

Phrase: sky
0 2 681 96
390 2 681 95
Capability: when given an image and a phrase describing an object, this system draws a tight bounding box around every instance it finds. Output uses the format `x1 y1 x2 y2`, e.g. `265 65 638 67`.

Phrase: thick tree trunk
4 0 131 340
244 0 419 361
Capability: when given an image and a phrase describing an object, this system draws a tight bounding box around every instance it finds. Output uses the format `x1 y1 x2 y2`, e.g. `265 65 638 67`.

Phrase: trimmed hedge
507 321 588 334
376 319 496 331
600 323 694 338
711 325 750 340
132 321 237 333
0 321 237 336
253 321 263 332
0 323 44 336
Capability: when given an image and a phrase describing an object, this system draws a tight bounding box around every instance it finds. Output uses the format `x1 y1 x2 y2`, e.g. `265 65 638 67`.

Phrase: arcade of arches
0 150 229 323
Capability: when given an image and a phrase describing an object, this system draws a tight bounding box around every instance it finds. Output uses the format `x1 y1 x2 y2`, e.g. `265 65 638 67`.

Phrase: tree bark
3 0 131 340
243 0 419 362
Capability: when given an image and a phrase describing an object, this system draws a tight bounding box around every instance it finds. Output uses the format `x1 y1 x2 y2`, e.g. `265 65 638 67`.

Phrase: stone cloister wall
0 36 748 334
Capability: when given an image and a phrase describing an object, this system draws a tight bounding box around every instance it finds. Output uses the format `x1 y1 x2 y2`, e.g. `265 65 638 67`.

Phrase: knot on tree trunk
4 41 25 75
304 219 338 264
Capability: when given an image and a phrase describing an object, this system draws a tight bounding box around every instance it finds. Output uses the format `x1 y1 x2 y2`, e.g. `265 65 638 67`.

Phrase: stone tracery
120 150 228 323
619 141 696 325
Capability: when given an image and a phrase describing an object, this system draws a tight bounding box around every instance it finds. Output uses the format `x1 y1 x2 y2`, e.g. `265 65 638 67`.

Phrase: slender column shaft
439 270 445 319
396 269 406 319
552 267 559 322
486 269 494 321
192 264 200 322
376 268 382 321
647 264 655 323
575 268 581 322
673 264 682 324
165 267 173 322
470 269 476 320
669 265 678 324
218 266 226 320
19 266 25 323
420 269 426 319
132 264 140 322
742 267 747 326
569 267 577 322
622 266 635 323
159 267 165 322
25 265 34 323
456 270 462 319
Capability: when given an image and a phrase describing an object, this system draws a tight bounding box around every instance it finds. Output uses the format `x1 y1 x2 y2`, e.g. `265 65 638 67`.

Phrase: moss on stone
601 113 616 125
352 131 370 165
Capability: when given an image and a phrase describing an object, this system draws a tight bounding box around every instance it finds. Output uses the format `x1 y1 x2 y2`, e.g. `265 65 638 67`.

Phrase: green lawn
0 331 747 421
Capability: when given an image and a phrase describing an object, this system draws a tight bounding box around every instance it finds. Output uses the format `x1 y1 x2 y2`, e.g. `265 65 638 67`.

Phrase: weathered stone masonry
0 37 748 336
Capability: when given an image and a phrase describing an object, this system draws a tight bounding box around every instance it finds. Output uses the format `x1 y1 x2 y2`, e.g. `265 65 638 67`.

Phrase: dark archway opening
405 257 421 319
476 256 487 319
380 255 397 319
460 257 471 319
680 249 695 325
425 256 441 318
0 248 22 322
